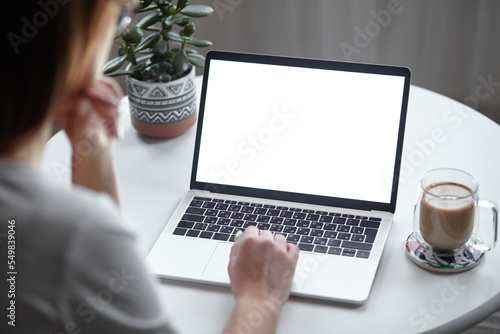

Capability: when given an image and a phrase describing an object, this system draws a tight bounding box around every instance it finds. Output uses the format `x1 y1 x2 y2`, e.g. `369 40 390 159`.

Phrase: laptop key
364 228 378 243
257 215 270 223
220 226 234 234
204 217 217 224
296 220 310 227
287 234 300 243
254 208 267 215
356 251 370 259
352 234 365 242
193 196 212 201
244 214 257 221
324 224 337 231
258 223 271 230
267 209 280 216
231 212 244 219
293 212 306 219
342 214 355 218
283 218 296 225
189 200 203 207
297 228 310 235
368 217 382 222
342 249 356 257
338 225 350 232
182 214 205 222
270 217 284 224
314 245 328 253
324 231 337 239
207 225 220 232
200 231 213 239
214 203 229 210
270 224 283 232
333 217 346 224
194 223 207 230
338 233 351 240
217 218 231 225
327 239 341 247
360 220 381 229
202 202 216 209
228 205 242 211
205 209 219 217
306 214 319 221
279 211 294 218
213 233 230 241
351 227 364 234
177 221 194 229
310 229 323 237
218 211 232 218
342 241 373 251
310 222 324 229
230 220 243 227
173 228 187 236
300 236 314 243
328 247 342 255
314 237 327 245
283 226 297 233
346 218 360 226
298 243 314 252
319 215 333 223
186 230 200 237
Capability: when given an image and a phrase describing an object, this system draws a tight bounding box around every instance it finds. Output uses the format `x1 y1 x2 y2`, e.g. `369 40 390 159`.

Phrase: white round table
41 77 500 334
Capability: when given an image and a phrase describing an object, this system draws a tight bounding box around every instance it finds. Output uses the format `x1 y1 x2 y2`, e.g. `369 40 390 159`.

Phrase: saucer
405 233 485 273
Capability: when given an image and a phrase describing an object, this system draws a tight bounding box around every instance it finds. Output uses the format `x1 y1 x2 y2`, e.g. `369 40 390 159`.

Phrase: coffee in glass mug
413 168 498 252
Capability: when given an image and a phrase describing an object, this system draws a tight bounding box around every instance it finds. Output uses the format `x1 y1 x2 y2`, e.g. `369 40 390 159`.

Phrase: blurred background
109 0 500 124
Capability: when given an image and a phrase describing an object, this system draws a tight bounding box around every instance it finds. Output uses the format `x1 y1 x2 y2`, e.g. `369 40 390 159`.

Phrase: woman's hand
224 226 299 334
55 77 123 204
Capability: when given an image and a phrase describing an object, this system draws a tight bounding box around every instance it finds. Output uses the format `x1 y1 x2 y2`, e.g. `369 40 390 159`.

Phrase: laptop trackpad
202 242 232 283
201 242 310 292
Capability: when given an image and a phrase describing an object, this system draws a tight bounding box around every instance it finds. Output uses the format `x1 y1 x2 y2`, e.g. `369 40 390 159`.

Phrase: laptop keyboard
172 197 381 259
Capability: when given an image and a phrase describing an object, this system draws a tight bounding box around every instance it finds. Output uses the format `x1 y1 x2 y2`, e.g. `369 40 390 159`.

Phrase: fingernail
235 230 243 241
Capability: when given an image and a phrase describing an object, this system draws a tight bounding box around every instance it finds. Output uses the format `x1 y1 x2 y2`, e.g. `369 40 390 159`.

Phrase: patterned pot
126 66 197 138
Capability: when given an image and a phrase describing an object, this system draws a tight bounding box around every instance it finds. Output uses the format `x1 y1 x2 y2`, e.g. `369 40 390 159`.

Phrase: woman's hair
1 0 116 153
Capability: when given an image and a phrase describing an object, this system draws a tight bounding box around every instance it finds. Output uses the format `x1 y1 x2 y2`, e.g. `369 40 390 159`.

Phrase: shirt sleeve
60 199 177 334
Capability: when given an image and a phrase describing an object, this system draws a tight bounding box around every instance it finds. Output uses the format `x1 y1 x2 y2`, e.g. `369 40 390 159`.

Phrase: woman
1 1 299 333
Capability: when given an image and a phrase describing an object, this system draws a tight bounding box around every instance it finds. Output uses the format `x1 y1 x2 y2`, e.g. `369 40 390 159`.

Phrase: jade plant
104 0 213 83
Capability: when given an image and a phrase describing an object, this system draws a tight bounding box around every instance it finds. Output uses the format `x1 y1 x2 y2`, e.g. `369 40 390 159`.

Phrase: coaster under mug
405 232 485 273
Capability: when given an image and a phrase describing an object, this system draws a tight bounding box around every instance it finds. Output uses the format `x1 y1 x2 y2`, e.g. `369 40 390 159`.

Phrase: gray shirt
0 160 176 333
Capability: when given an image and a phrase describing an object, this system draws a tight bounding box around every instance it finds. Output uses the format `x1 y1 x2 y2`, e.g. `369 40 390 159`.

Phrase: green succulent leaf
183 22 195 37
135 32 161 52
187 53 205 67
185 48 198 54
163 15 176 26
150 52 170 64
177 0 191 10
106 70 135 77
122 26 144 44
187 39 212 47
166 31 183 42
103 55 127 74
172 50 190 73
139 0 154 10
180 5 214 18
152 40 169 55
137 11 162 28
175 18 190 27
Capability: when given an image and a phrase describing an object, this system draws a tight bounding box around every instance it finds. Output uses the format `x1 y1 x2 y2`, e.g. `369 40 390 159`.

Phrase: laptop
146 51 411 304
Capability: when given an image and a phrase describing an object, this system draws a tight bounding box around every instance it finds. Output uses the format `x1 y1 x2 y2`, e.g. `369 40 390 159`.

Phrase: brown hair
1 0 116 153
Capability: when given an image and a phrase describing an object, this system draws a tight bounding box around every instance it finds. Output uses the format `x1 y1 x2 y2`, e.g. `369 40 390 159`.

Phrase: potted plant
104 0 213 138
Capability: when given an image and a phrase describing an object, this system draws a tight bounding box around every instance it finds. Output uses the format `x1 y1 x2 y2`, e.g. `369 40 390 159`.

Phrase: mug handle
475 199 498 251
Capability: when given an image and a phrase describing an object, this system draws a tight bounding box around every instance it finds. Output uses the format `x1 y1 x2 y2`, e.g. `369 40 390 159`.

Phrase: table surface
41 77 500 334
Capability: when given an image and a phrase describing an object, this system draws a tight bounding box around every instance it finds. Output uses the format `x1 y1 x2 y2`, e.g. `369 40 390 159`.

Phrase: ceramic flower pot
126 66 197 138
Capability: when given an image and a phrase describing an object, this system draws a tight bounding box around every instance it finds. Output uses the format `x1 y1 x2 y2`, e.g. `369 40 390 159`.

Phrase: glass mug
413 168 498 252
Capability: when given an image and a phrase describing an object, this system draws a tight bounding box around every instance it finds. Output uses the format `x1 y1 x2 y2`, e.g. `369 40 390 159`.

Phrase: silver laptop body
146 51 411 304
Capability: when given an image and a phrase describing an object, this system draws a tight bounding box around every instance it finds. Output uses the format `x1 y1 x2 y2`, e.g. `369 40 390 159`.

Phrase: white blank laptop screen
196 59 406 204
